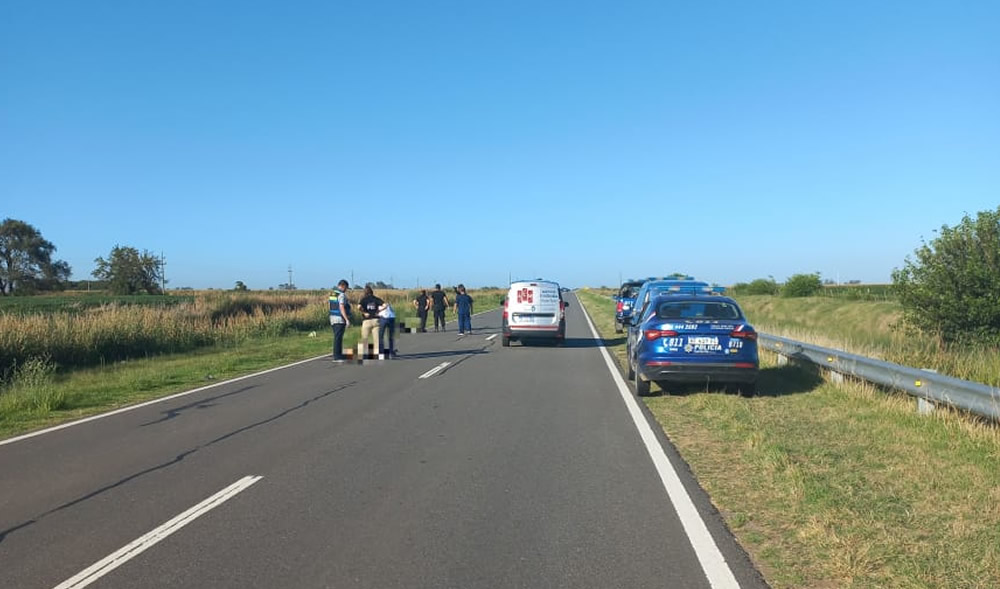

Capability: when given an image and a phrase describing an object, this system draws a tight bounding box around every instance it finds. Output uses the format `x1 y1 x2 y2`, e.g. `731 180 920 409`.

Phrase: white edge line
485 334 497 341
53 475 263 589
1 355 329 448
418 362 450 379
577 297 741 589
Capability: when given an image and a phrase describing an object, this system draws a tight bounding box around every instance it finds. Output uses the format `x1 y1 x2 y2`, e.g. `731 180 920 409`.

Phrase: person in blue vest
455 284 474 336
329 280 351 362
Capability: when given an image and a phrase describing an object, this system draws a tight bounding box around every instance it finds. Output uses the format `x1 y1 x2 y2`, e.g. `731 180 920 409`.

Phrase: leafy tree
731 277 780 296
782 273 822 297
0 218 72 295
892 207 1000 343
234 280 248 291
92 245 163 295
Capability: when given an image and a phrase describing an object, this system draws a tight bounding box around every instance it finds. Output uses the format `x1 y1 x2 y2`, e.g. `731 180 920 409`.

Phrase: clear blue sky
2 1 998 290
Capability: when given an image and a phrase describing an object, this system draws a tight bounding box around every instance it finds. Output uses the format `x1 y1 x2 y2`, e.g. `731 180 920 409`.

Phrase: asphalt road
0 294 767 588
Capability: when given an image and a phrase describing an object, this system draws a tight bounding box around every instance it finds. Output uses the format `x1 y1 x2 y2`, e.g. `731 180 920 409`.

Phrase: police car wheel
634 370 651 396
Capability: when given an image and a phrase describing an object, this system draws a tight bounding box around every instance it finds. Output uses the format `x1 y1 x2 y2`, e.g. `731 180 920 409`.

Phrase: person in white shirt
378 301 397 358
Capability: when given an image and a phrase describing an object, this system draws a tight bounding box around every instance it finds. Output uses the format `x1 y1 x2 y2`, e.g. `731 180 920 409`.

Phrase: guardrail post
918 369 937 416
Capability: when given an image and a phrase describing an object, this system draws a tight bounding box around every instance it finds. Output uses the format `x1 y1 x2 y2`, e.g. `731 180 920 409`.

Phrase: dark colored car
614 280 645 333
626 294 758 396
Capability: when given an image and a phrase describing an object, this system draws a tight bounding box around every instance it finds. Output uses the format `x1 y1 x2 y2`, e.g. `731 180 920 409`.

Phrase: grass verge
577 288 1000 588
0 331 333 439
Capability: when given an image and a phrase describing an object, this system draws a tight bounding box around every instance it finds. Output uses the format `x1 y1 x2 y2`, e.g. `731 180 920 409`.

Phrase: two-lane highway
1 295 765 588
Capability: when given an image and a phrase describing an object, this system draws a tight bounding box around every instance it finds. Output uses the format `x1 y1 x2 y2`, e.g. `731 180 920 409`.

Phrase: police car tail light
730 326 758 341
616 301 624 313
645 329 678 341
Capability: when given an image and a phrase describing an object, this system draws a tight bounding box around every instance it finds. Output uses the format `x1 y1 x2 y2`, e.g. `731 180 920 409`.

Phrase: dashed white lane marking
53 475 263 589
485 334 497 341
418 362 451 379
577 301 741 589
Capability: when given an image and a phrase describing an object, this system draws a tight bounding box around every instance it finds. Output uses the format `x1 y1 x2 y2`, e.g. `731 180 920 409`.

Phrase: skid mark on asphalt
141 384 259 427
0 383 355 546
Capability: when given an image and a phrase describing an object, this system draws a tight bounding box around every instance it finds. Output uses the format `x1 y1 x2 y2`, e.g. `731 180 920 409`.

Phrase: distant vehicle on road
614 279 645 333
626 293 758 396
629 278 724 325
502 279 568 346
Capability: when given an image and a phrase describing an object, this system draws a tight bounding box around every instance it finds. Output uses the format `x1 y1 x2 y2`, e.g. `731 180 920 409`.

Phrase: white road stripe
1 355 329 448
53 475 263 589
418 362 450 379
578 300 741 589
485 334 497 341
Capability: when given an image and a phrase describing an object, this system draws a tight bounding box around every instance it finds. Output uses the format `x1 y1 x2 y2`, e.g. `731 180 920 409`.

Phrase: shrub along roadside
576 288 1000 589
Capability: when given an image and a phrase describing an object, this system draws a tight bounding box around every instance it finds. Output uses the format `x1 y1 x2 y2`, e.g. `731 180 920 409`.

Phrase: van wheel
634 370 651 396
502 335 510 347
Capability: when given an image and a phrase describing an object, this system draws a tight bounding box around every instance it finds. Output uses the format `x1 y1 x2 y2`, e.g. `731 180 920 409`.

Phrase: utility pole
160 252 167 292
351 270 354 288
287 265 294 289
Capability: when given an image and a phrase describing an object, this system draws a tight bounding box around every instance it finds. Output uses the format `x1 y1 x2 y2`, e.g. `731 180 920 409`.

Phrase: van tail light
645 329 678 341
730 326 758 341
503 298 508 322
616 301 624 313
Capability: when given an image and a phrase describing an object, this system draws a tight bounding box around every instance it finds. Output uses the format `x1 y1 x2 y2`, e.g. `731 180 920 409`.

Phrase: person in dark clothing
455 284 474 335
413 289 430 332
430 283 450 332
358 285 384 359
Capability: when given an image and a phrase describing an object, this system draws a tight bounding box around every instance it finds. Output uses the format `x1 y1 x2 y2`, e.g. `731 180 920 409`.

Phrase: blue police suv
614 280 645 333
626 292 759 396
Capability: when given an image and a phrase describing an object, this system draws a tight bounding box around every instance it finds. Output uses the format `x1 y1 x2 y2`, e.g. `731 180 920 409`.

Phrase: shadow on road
756 363 824 397
643 364 823 398
395 349 489 360
561 337 624 348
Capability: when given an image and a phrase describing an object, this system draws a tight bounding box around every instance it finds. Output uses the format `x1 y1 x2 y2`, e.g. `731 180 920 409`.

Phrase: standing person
378 301 397 358
413 289 430 332
455 284 474 336
358 285 384 359
329 280 351 362
430 283 450 332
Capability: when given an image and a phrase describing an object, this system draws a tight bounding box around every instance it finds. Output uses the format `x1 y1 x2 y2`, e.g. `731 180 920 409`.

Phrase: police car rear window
656 301 741 320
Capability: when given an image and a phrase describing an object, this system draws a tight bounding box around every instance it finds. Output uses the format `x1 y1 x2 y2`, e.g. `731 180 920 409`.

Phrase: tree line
1 218 163 296
7 206 1000 343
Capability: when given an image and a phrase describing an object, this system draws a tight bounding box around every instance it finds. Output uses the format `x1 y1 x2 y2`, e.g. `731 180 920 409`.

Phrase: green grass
0 293 194 314
0 330 335 438
577 288 1000 589
734 295 1000 387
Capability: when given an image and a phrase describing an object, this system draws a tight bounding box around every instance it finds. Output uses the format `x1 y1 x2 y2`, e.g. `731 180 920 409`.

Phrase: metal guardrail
759 334 1000 420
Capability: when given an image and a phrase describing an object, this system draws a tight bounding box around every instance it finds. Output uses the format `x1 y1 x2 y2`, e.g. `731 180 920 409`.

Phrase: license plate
688 336 719 345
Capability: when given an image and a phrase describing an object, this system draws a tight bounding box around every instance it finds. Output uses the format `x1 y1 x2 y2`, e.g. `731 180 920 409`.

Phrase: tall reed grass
1 288 505 380
0 292 328 377
735 295 1000 387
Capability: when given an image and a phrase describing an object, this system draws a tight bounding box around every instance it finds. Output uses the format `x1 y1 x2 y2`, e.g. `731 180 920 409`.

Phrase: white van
502 279 568 346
